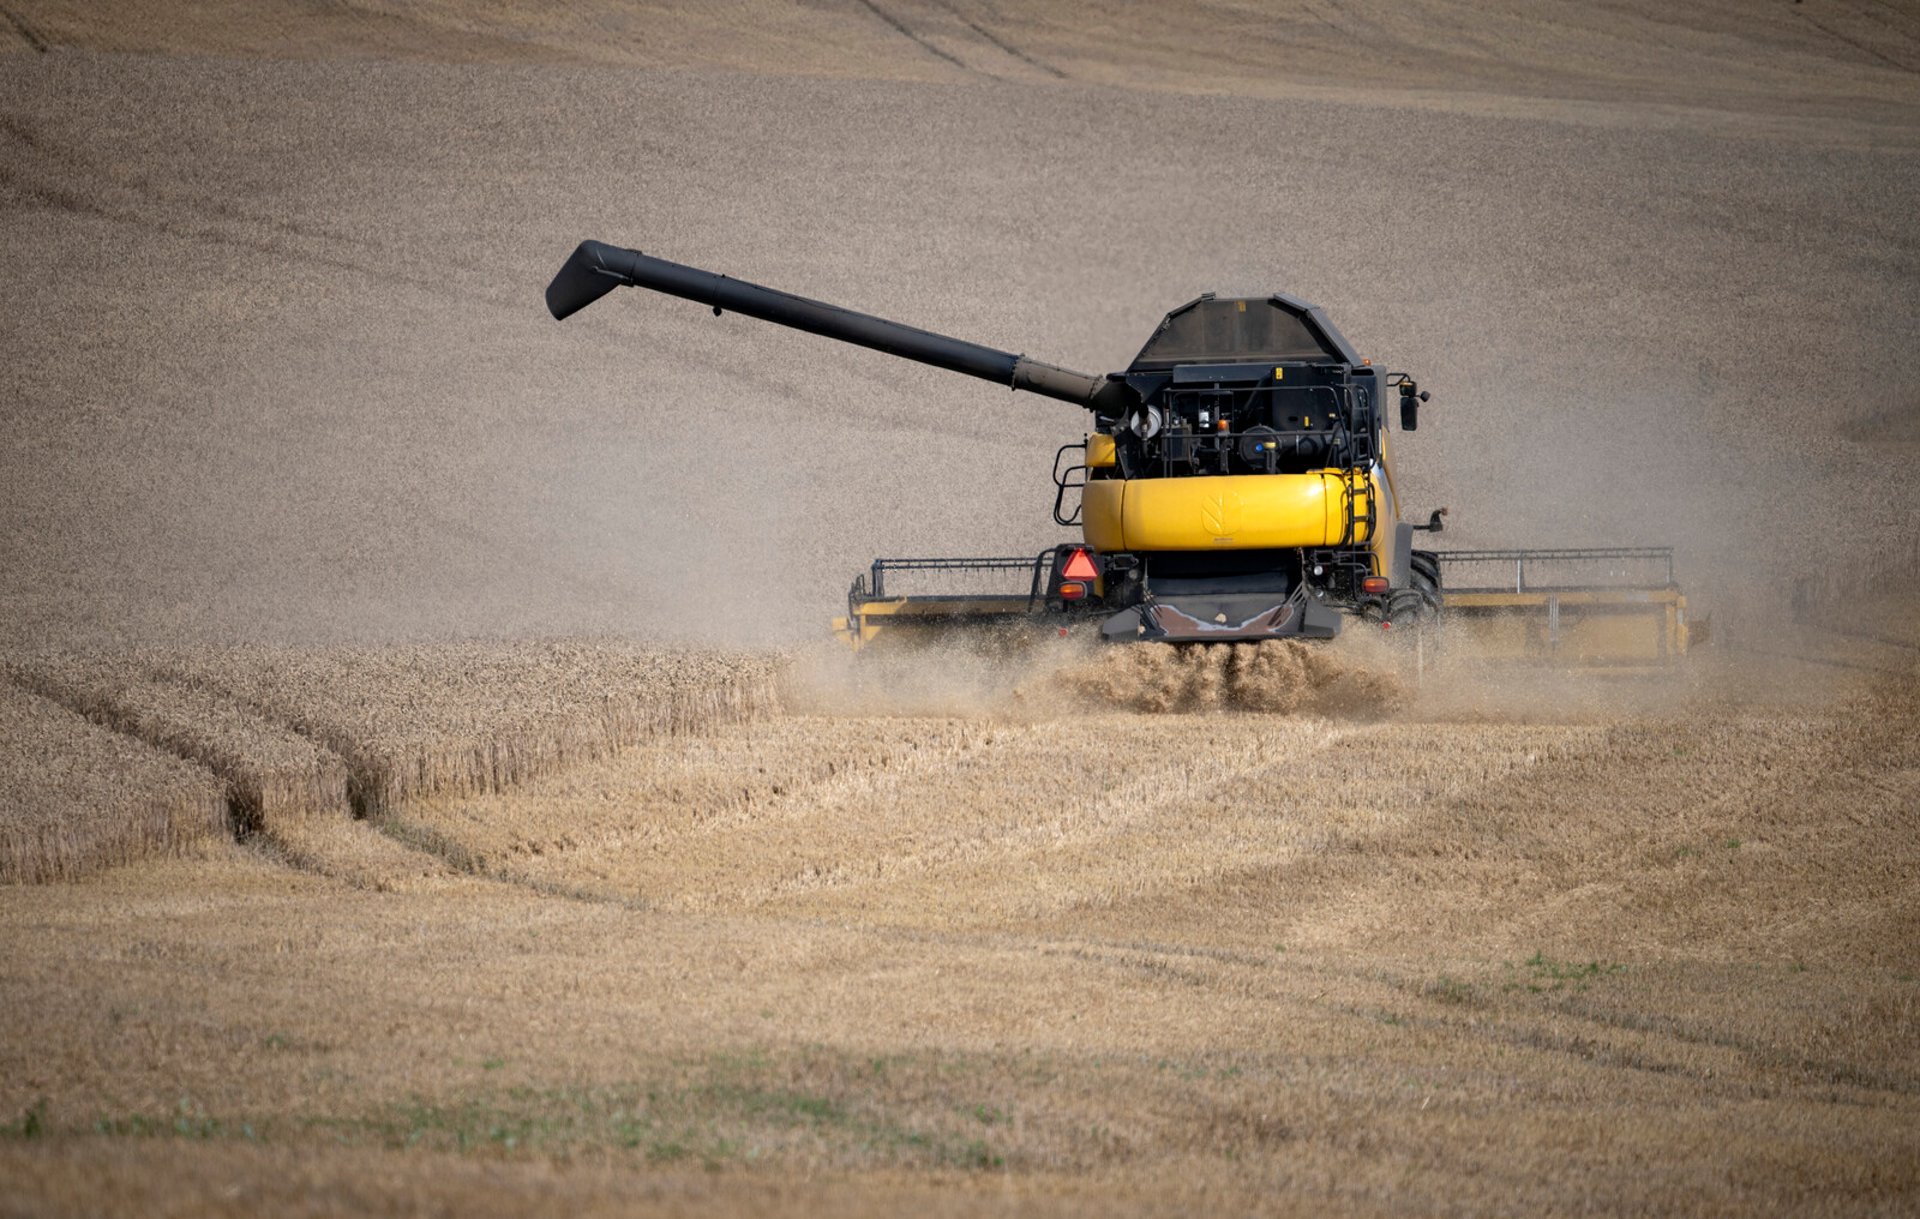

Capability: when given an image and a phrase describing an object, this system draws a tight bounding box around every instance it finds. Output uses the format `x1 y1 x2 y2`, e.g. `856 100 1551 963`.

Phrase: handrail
859 552 1059 608
1435 547 1676 592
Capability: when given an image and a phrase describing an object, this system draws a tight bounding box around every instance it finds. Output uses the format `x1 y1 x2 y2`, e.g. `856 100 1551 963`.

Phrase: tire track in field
0 654 463 888
854 0 970 72
0 113 867 414
379 715 985 903
574 718 979 850
854 0 1067 81
0 5 48 53
0 658 457 890
1857 0 1920 46
0 113 503 306
925 0 1065 79
1302 1 1352 38
0 655 463 889
384 712 1378 914
4 663 260 843
1042 721 1580 927
1524 981 1920 1099
1793 1 1920 74
0 675 229 881
743 717 1359 913
0 117 408 283
1355 941 1920 1102
849 884 1920 1105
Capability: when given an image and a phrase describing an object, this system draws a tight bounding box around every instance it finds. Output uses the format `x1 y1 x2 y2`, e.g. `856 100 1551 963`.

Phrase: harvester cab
546 240 1692 665
1067 291 1429 643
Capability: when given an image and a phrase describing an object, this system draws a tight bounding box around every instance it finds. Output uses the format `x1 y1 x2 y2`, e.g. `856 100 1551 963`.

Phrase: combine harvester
547 240 1692 667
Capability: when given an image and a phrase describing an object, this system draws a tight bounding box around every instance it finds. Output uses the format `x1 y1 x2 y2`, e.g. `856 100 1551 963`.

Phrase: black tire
1410 549 1443 610
1358 551 1443 633
1383 550 1442 630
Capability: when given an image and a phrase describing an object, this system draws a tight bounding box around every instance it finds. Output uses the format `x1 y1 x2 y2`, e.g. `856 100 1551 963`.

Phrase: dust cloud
780 630 1407 719
1042 637 1403 715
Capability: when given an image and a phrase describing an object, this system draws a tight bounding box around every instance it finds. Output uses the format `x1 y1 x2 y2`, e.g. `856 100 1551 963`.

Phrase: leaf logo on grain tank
1202 489 1241 538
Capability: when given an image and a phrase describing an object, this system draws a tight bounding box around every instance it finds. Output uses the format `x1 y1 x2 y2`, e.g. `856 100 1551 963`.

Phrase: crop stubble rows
0 639 1916 1215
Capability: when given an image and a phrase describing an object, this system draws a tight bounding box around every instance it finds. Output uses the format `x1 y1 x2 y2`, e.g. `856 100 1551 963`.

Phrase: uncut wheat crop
5 651 354 835
178 641 786 817
0 681 228 882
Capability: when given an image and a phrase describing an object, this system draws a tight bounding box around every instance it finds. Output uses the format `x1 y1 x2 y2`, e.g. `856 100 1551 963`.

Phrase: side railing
1435 547 1676 593
847 552 1059 624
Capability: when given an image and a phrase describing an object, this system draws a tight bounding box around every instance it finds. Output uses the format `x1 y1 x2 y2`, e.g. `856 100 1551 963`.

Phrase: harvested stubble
0 681 227 882
398 715 991 898
4 652 353 835
181 641 785 818
404 710 1585 917
262 817 457 893
403 660 1920 966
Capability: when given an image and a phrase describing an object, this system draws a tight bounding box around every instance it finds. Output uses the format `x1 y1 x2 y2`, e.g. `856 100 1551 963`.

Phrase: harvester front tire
1376 552 1442 634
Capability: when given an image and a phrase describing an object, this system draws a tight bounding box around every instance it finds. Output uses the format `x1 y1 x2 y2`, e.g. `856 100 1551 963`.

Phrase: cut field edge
1 661 355 838
369 812 644 906
0 645 788 887
0 669 389 887
0 676 228 883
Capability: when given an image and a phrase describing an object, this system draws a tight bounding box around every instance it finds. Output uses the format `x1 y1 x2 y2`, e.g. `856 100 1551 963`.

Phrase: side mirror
1398 385 1430 431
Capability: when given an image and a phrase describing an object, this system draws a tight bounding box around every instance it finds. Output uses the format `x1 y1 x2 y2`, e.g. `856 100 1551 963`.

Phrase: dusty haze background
3 0 1915 650
4 6 1920 1216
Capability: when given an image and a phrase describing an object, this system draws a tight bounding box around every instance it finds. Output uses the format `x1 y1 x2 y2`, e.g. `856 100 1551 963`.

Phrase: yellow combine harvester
547 240 1692 665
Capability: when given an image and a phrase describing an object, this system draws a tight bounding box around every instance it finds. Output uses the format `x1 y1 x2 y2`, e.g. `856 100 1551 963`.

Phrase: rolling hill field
1 2 1916 1214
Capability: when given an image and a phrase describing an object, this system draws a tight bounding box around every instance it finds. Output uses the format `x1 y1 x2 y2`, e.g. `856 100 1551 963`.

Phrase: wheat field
1 640 1915 1214
0 682 228 882
3 0 1919 1213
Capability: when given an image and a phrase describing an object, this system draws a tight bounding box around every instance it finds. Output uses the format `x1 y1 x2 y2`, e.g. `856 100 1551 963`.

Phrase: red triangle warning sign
1061 549 1099 581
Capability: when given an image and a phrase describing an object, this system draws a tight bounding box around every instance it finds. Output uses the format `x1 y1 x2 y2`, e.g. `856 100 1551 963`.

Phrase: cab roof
1128 293 1361 371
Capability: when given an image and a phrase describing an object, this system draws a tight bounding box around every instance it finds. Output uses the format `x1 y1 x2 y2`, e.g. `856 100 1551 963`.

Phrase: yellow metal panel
1086 473 1377 552
1376 429 1397 510
1564 612 1665 663
1083 480 1127 550
1086 434 1117 468
1366 460 1397 579
1441 588 1691 664
1447 614 1538 660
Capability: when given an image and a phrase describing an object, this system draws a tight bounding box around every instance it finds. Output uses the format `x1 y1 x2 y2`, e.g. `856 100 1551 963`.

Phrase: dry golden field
3 1 1919 1214
2 638 1917 1215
